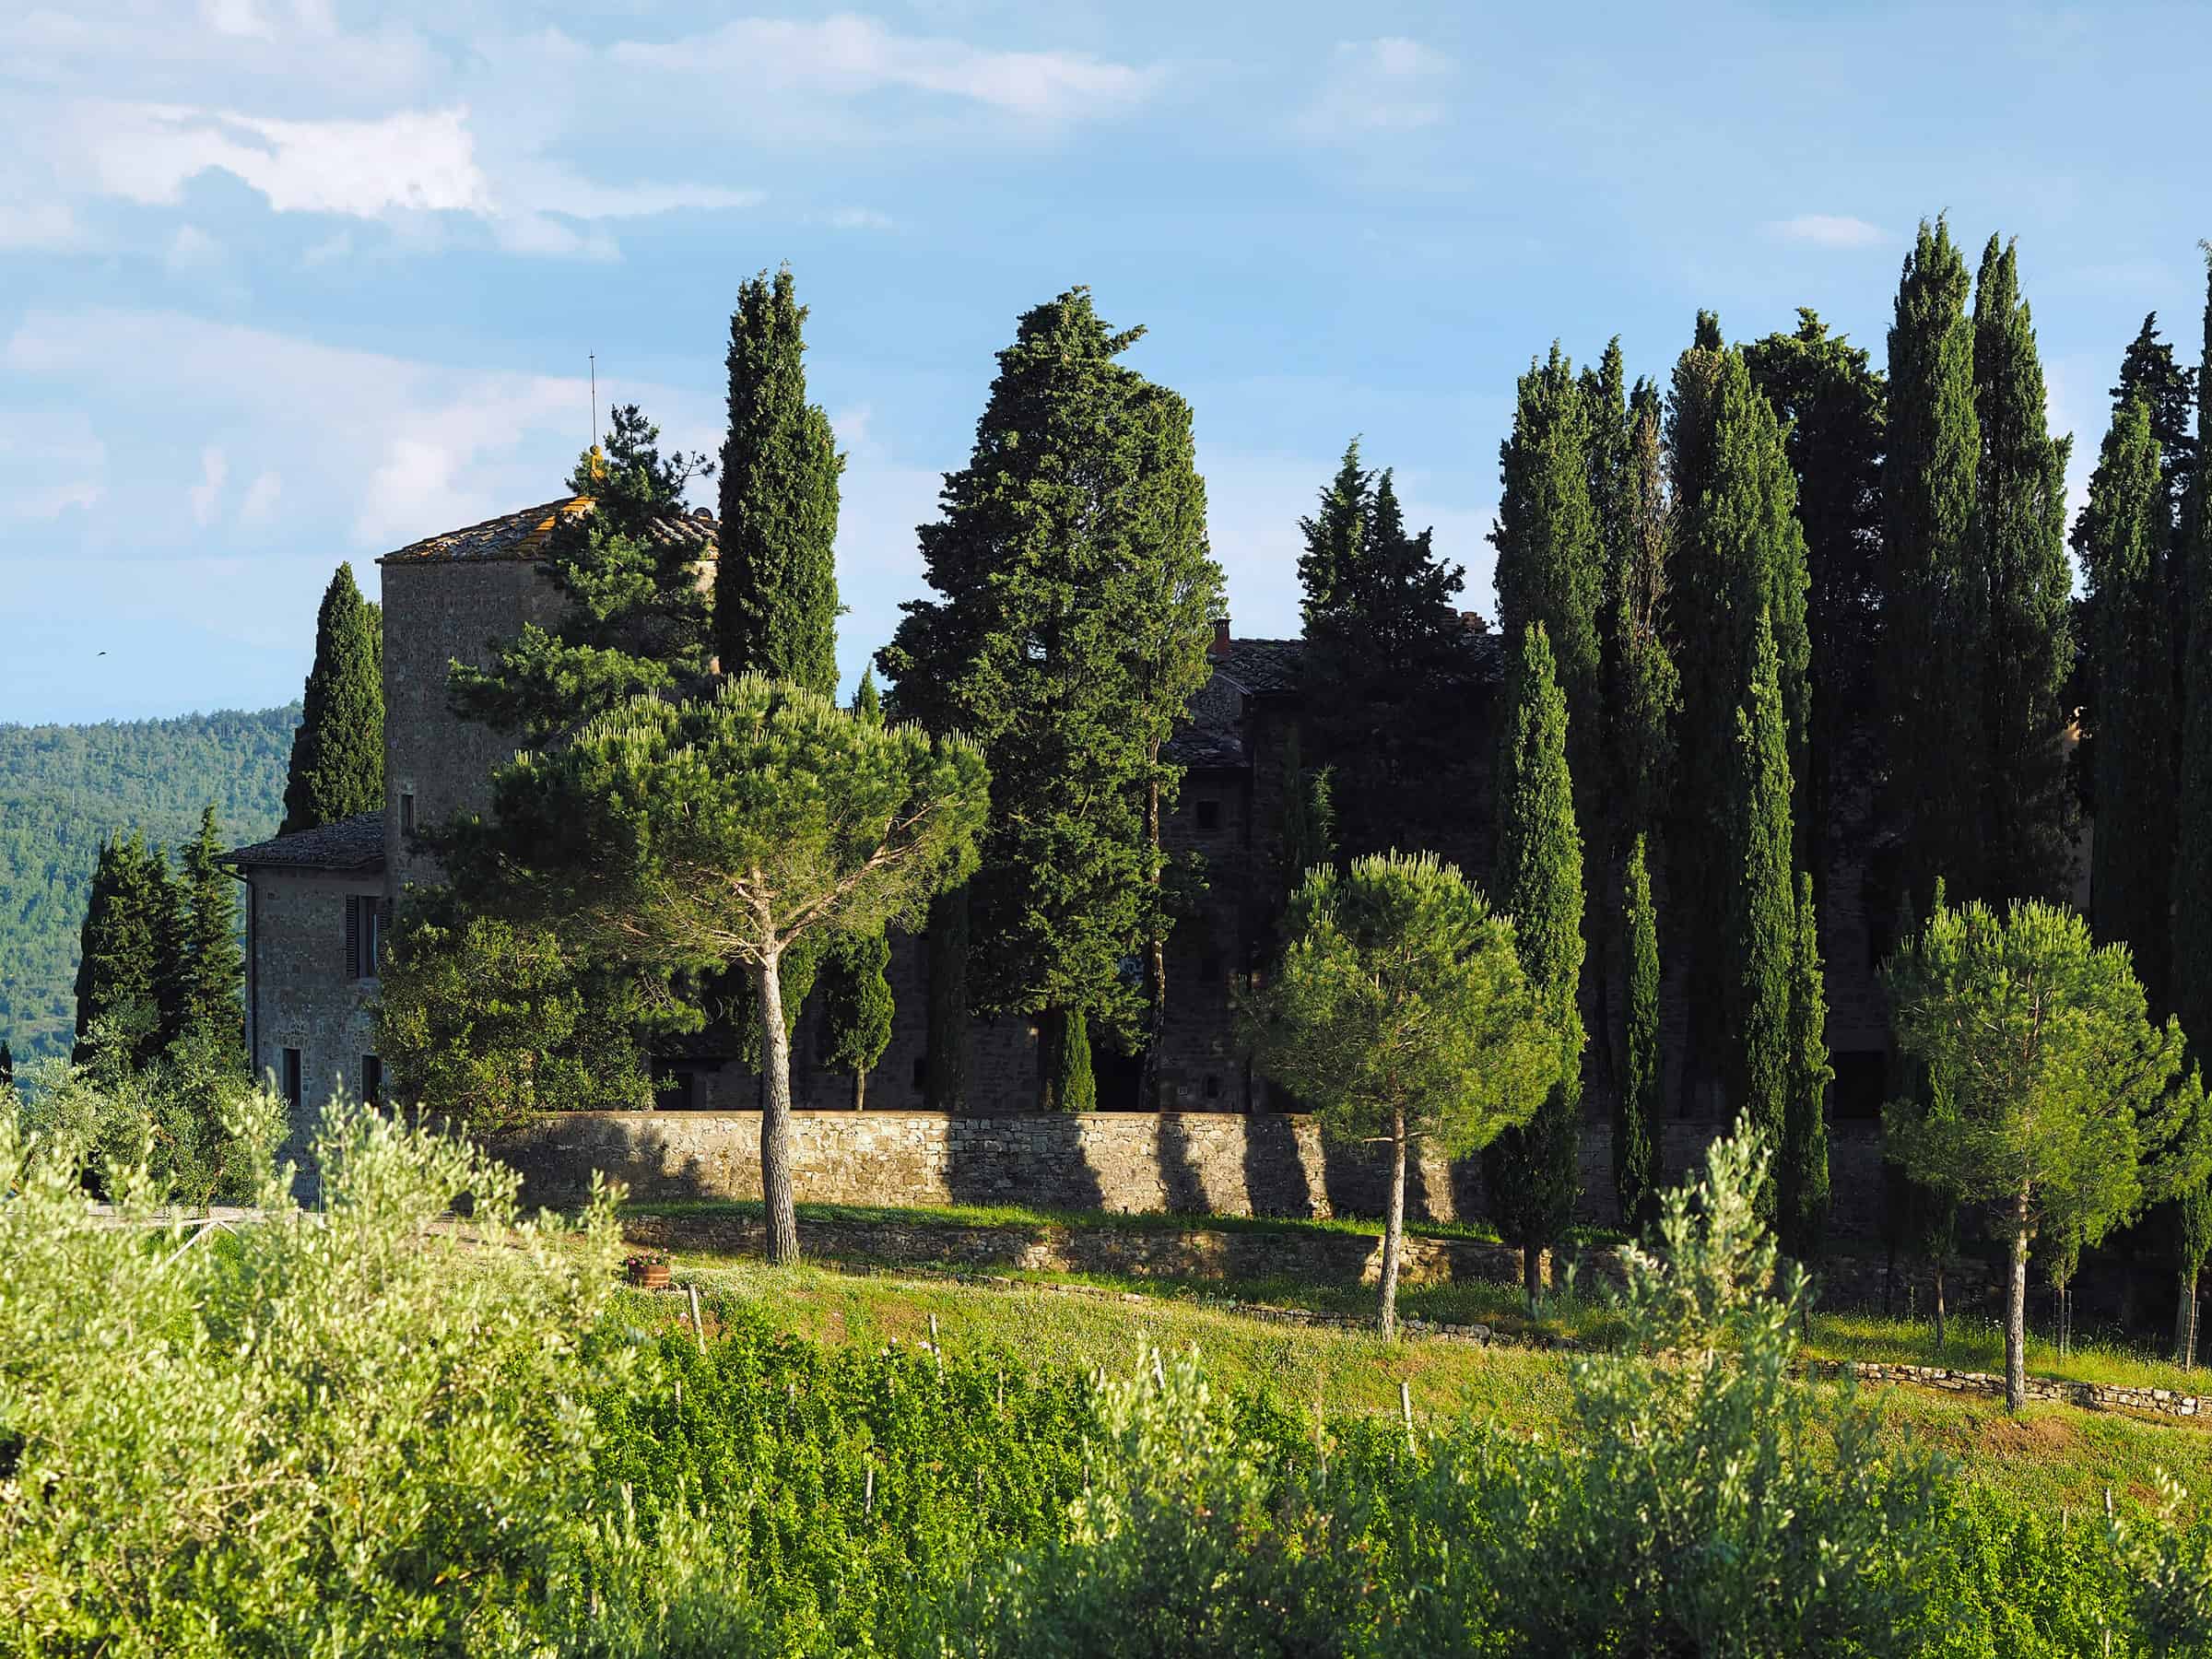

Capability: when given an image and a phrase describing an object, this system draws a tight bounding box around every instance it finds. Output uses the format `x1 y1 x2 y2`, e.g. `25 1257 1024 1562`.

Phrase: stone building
229 489 1900 1224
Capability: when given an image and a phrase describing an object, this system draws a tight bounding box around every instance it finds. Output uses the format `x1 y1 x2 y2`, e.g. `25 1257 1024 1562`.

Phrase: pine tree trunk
1380 1111 1406 1340
757 947 801 1266
2005 1196 2030 1414
1933 1256 1947 1350
2189 1269 2201 1370
1524 1233 1544 1310
853 1066 866 1112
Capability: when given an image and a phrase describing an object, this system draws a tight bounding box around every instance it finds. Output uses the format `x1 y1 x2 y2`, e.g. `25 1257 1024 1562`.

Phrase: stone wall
246 866 384 1174
376 558 564 893
1821 1360 2208 1420
498 1108 1890 1239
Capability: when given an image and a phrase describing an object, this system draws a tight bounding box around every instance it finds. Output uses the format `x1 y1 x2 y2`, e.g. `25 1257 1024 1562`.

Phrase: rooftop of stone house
377 496 718 565
222 810 385 874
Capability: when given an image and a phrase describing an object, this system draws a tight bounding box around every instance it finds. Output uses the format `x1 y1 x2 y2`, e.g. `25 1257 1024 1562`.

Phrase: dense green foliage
1884 896 2205 1410
1666 342 1812 1113
1249 852 1561 1335
1782 871 1833 1265
70 830 174 1065
1493 345 1605 817
1617 834 1662 1230
1885 218 1984 916
878 289 1221 1077
716 265 842 698
1725 610 1797 1218
1743 311 1885 885
10 1090 2212 1656
1483 626 1586 1303
0 706 292 1062
279 562 383 834
376 899 656 1130
815 926 894 1111
1296 442 1477 863
1605 384 1677 855
2080 397 2179 1004
1969 237 2077 908
2175 255 2212 1067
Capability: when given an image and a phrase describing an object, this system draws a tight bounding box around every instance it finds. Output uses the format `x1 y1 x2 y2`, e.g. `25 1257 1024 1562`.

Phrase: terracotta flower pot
627 1259 671 1289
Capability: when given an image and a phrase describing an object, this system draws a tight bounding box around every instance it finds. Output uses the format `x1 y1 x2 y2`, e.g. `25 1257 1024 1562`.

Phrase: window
281 1048 302 1113
912 1053 930 1089
361 1054 382 1108
1203 1073 1222 1101
1194 798 1221 831
347 895 388 980
400 793 416 837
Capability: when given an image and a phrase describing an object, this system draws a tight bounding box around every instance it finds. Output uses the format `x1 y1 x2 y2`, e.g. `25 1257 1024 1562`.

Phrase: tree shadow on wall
493 1114 734 1215
945 1109 1105 1213
1156 1113 1207 1214
1240 1107 1314 1218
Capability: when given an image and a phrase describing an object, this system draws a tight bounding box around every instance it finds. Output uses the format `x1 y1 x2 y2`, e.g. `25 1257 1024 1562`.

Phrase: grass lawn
621 1194 1630 1251
629 1253 2212 1519
1801 1308 2212 1399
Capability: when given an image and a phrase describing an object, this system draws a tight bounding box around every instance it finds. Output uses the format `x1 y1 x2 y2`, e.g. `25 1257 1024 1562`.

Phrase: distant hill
0 706 300 1063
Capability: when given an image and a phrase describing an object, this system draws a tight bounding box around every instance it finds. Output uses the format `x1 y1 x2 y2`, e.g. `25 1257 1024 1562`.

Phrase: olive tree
1246 852 1562 1335
1882 897 2204 1411
478 674 988 1264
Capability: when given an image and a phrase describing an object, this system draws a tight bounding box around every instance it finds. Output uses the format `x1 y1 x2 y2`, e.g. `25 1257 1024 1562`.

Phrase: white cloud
188 446 228 524
827 206 897 230
0 196 83 252
1300 37 1454 136
199 0 273 40
84 102 494 218
164 222 224 275
610 14 1159 122
1768 213 1892 250
240 469 282 523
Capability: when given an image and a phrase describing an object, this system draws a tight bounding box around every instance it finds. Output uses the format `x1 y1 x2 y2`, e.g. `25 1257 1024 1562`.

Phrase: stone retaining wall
1821 1360 2208 1419
500 1109 1889 1239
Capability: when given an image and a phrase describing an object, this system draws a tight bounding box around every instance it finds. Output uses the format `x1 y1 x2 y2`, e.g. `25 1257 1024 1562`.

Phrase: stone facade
241 862 386 1171
496 1108 1895 1241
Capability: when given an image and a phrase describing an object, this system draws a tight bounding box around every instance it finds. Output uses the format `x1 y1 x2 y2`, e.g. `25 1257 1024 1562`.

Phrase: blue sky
3 0 2206 724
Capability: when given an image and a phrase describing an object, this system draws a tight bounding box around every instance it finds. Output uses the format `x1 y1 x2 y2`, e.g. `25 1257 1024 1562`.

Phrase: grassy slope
642 1254 2212 1519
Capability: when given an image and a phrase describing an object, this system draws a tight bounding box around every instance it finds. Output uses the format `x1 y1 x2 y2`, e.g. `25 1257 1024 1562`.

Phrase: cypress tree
1666 345 1810 1113
1780 870 1832 1264
2176 253 2212 1062
175 804 243 1061
1884 218 1983 912
1609 384 1677 850
1040 1007 1097 1113
1743 310 1885 894
1971 236 2077 906
281 563 383 834
716 265 842 698
2080 397 2177 1003
1727 608 1795 1220
877 289 1221 1096
0 1041 12 1092
853 665 881 724
73 832 171 1065
1484 624 1586 1305
1493 344 1605 812
1617 833 1662 1230
816 927 894 1110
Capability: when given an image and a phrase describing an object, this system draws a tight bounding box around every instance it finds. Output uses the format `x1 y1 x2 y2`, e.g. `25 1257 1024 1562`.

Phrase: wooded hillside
0 706 298 1061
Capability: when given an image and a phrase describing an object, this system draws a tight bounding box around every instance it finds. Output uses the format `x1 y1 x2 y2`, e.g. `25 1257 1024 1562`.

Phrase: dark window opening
1194 798 1221 831
400 793 416 837
1203 1073 1222 1100
912 1053 930 1089
361 1054 382 1108
281 1048 302 1113
653 1064 700 1112
1832 1050 1887 1120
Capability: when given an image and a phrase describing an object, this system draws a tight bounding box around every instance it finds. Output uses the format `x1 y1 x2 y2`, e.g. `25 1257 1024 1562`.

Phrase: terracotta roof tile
223 811 385 874
377 499 717 565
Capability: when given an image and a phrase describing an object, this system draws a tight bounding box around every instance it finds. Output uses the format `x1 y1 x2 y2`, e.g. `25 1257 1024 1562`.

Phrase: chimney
1209 617 1232 658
